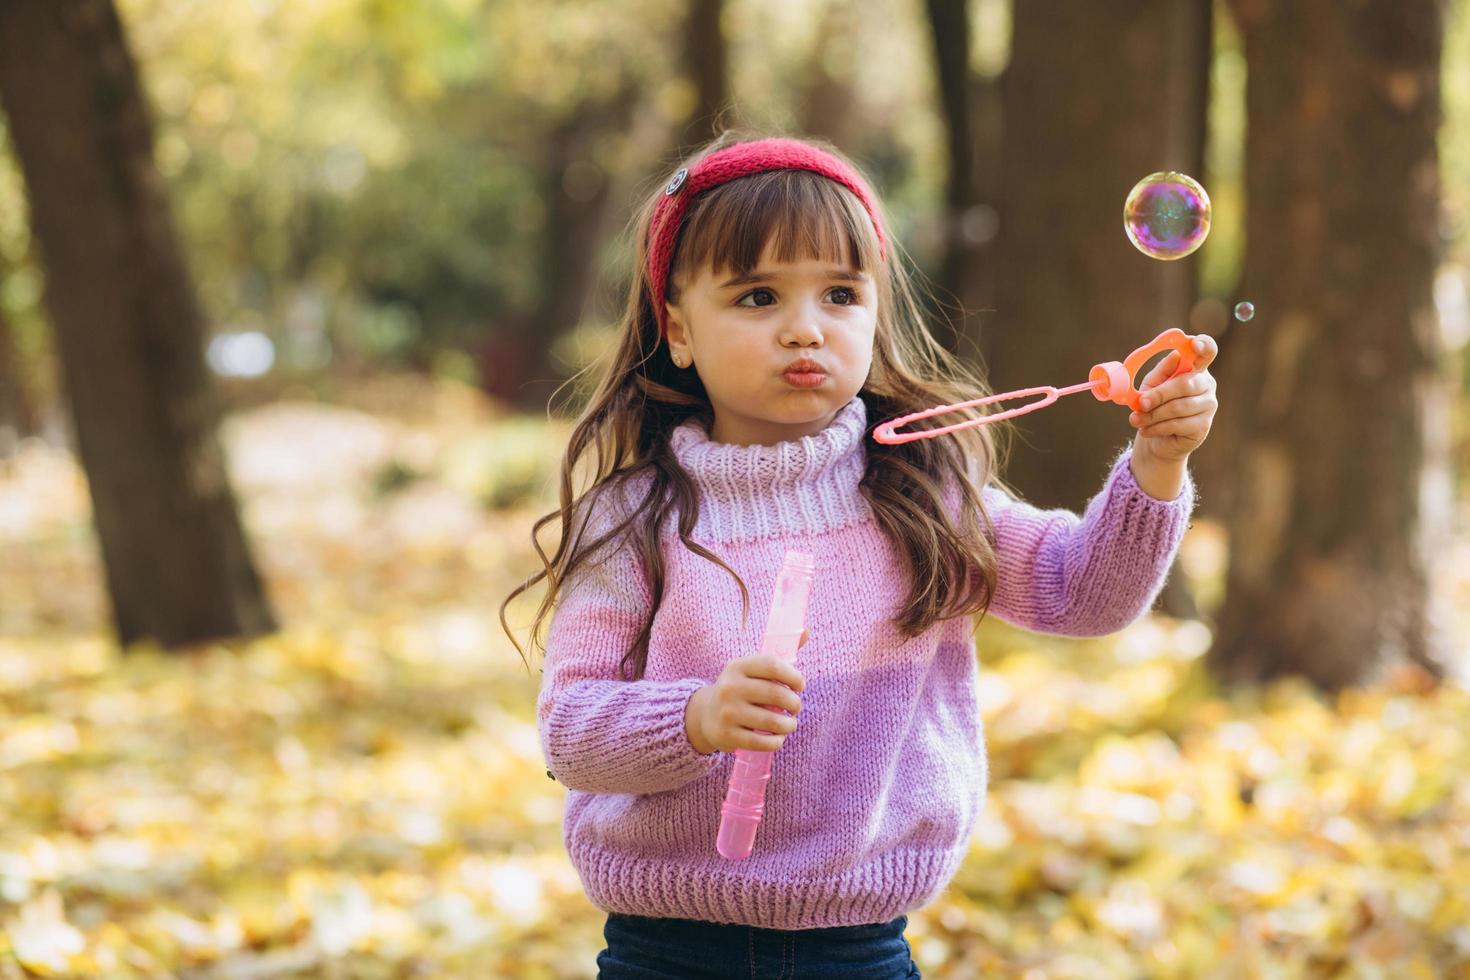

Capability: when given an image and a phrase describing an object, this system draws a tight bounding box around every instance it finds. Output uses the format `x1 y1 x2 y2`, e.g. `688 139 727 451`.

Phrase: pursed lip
782 358 828 377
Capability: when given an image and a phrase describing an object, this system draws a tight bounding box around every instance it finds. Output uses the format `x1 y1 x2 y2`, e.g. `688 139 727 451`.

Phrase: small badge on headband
664 168 689 196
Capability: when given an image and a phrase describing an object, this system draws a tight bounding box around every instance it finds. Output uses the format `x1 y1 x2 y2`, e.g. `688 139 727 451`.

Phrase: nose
780 297 826 348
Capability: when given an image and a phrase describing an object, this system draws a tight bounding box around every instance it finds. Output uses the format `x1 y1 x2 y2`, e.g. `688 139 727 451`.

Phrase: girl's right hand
686 630 808 754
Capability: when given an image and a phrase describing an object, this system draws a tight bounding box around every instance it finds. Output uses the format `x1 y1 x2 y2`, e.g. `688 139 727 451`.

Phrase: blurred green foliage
0 0 952 391
437 416 565 510
0 0 1467 406
1445 0 1470 268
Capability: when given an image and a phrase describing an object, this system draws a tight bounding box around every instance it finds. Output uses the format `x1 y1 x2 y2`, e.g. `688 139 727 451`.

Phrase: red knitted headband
645 137 888 339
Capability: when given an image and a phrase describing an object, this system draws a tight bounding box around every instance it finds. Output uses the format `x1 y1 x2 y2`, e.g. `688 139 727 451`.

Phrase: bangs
668 169 882 290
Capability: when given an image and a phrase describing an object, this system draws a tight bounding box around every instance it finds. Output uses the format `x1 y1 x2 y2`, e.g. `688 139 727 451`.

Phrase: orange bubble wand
874 328 1201 444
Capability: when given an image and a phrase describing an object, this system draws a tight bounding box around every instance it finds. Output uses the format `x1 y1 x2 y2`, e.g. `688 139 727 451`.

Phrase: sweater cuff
544 676 724 795
1109 444 1198 510
1092 446 1197 572
1051 446 1200 635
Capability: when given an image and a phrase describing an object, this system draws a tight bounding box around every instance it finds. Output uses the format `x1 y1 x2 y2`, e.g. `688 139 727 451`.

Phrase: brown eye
829 286 860 305
736 288 776 308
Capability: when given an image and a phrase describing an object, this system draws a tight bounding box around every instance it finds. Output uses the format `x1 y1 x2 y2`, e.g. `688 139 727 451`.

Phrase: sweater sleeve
536 484 724 795
980 444 1199 637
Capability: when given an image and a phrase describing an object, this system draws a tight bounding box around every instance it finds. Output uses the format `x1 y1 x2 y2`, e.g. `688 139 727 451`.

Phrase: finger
730 716 789 750
750 658 806 694
1189 334 1217 369
1139 370 1213 412
799 628 809 648
1149 337 1215 390
1139 395 1216 427
743 703 798 734
714 699 768 742
1136 392 1213 424
741 730 788 752
748 654 803 689
779 659 805 692
1136 381 1175 412
1140 351 1179 392
755 679 802 715
1138 415 1207 439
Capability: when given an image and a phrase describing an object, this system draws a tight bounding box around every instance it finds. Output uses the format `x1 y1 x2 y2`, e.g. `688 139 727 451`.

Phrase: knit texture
537 396 1198 930
646 137 887 338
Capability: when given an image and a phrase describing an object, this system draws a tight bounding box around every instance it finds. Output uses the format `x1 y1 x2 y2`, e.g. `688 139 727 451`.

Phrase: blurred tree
796 1 861 152
461 0 682 408
514 79 642 409
1210 0 1453 689
985 0 1212 508
678 0 732 152
19 0 949 416
0 262 38 454
980 0 1211 624
0 0 276 648
922 0 1000 355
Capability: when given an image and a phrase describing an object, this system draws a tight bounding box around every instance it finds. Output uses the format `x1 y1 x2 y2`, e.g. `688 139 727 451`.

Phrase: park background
2 0 1470 976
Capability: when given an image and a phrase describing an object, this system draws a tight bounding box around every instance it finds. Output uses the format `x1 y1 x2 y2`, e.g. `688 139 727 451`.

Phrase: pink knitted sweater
537 395 1197 930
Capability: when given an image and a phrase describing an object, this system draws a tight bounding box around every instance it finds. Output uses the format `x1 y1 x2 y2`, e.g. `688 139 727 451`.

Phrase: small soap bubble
1124 172 1211 260
1233 301 1255 322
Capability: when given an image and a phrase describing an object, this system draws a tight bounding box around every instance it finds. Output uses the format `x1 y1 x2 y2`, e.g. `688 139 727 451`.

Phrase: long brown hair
501 130 1020 681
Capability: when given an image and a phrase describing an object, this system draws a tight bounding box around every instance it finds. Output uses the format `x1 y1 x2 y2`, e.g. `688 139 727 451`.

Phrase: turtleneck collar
668 396 871 541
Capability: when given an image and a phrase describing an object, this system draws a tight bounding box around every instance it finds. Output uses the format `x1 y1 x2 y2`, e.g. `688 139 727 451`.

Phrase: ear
664 303 692 362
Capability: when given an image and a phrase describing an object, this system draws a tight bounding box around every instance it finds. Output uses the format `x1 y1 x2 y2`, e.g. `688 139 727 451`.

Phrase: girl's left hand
1127 334 1219 462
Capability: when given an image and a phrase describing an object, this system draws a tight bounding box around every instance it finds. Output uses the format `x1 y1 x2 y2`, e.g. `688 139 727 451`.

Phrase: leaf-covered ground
2 376 1468 979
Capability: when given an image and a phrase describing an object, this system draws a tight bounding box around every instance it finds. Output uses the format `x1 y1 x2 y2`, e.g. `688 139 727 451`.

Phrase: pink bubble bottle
716 549 815 861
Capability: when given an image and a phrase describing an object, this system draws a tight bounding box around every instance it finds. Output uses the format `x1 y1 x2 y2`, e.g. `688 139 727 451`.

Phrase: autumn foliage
1 378 1467 978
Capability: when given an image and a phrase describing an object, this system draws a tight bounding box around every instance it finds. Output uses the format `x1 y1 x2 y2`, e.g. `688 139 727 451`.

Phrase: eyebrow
718 269 869 289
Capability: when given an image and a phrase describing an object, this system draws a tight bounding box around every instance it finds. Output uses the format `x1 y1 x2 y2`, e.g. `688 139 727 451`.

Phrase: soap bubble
1234 301 1255 322
1124 172 1211 260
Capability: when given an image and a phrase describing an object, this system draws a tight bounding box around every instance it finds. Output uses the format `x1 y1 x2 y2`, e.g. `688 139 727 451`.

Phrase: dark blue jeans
596 912 922 979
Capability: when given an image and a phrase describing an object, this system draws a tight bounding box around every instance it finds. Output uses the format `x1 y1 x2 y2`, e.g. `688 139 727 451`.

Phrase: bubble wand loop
873 327 1201 445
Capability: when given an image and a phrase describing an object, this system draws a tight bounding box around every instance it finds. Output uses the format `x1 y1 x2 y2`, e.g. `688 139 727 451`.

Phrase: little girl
503 132 1218 978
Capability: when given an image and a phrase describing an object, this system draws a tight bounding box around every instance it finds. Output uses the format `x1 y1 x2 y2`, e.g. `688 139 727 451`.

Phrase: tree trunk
986 0 1211 625
0 0 276 648
922 0 993 357
0 288 39 454
987 0 1212 511
678 0 731 152
797 2 861 154
1210 0 1452 689
511 81 641 411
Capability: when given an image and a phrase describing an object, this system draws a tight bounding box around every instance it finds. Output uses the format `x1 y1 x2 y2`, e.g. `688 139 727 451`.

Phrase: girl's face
664 246 877 446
